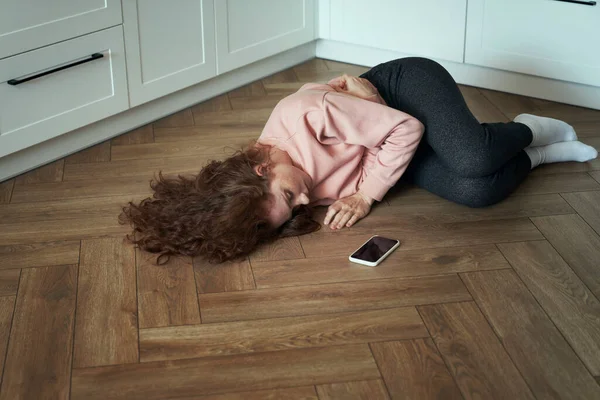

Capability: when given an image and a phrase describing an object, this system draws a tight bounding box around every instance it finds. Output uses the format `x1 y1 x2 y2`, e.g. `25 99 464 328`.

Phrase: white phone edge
348 235 400 267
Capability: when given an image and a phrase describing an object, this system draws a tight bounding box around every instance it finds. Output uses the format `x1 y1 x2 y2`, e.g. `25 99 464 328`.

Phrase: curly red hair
119 145 320 264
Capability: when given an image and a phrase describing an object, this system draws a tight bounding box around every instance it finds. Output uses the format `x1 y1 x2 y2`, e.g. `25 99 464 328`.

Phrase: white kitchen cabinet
466 0 600 87
328 0 467 63
0 0 122 59
215 0 316 74
0 26 128 158
123 0 217 107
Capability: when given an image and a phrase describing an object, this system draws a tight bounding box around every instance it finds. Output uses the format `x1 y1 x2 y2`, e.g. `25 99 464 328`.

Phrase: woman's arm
328 75 387 106
300 76 387 105
321 90 424 202
318 91 423 229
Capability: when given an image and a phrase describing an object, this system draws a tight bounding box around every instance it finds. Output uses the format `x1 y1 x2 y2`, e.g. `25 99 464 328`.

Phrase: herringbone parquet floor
0 59 599 399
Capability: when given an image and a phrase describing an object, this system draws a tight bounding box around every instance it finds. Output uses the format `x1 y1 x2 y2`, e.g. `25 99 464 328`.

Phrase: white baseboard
316 39 600 111
0 42 316 182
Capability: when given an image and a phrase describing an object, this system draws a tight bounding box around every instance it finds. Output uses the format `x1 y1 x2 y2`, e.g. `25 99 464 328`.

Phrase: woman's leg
361 57 533 178
404 144 531 208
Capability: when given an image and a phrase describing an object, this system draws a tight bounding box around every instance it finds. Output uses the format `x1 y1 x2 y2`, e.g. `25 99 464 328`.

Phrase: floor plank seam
134 248 141 362
136 309 435 333
367 342 393 399
108 146 261 162
68 240 83 396
0 272 19 396
311 385 320 400
490 253 600 383
493 243 514 268
252 266 514 291
195 300 475 326
299 237 307 259
191 259 203 324
137 334 433 365
559 192 600 237
8 192 149 205
7 180 14 204
77 240 82 266
246 256 258 290
291 67 302 83
216 272 479 293
414 304 466 399
225 94 234 111
68 262 81 400
150 125 156 142
190 107 197 126
73 342 371 369
528 216 600 304
299 230 555 253
455 273 538 399
60 159 66 182
479 88 513 123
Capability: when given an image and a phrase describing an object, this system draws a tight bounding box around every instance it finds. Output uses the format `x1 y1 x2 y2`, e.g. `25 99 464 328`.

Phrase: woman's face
264 163 312 228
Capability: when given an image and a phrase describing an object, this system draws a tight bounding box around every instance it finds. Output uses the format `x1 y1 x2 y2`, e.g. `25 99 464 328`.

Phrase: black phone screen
350 236 399 262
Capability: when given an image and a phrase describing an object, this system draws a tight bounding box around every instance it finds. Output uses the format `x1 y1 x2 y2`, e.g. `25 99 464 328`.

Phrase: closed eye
284 189 294 205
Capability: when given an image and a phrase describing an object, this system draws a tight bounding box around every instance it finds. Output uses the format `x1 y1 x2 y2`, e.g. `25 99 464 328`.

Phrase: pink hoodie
258 83 424 206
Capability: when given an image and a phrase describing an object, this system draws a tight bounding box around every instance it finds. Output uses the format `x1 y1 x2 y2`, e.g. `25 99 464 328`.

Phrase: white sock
515 113 577 147
525 141 598 169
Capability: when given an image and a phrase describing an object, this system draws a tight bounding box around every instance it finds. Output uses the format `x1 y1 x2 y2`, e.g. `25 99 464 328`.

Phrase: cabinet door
215 0 316 74
329 0 466 63
0 0 122 59
123 0 217 107
466 0 600 87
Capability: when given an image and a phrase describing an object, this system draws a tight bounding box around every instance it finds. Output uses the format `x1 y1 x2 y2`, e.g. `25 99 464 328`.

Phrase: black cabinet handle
7 53 104 86
553 0 596 5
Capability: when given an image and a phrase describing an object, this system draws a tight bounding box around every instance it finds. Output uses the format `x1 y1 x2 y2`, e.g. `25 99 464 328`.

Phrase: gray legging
360 57 533 207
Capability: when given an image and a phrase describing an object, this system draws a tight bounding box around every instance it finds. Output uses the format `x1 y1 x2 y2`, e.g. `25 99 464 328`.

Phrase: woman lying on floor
120 57 598 263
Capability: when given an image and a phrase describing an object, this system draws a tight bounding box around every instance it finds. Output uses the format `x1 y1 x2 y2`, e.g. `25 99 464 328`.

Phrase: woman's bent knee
461 195 501 208
451 155 499 178
453 183 504 208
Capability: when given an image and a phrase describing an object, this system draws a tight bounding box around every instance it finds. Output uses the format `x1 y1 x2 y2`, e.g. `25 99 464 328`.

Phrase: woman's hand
328 74 387 105
328 74 385 104
323 190 374 230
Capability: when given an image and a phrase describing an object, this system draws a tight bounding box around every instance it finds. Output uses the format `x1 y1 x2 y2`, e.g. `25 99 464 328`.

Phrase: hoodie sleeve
319 91 424 201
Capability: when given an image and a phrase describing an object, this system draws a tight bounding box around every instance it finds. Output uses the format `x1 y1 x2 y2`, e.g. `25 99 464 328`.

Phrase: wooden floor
1 59 599 400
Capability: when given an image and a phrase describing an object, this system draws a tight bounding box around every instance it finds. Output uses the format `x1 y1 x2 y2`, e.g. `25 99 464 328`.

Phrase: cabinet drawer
0 0 122 59
0 26 129 158
466 0 600 86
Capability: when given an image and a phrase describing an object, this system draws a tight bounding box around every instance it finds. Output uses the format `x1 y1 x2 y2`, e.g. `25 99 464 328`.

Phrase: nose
297 192 310 205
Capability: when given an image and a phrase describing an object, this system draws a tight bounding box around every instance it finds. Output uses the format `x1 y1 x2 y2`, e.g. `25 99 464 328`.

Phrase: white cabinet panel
216 0 316 74
0 0 122 59
466 0 600 87
329 0 466 63
123 0 217 107
0 26 128 158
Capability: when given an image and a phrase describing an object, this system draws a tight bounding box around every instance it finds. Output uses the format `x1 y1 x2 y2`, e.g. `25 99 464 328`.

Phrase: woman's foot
525 141 598 169
515 113 577 147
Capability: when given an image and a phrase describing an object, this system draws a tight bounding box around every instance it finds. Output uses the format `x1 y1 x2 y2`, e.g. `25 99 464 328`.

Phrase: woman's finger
324 204 340 225
346 214 360 227
330 210 348 230
327 76 346 90
336 211 354 229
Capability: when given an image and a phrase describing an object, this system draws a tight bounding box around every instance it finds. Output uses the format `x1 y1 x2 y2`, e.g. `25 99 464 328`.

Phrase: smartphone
348 235 400 267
